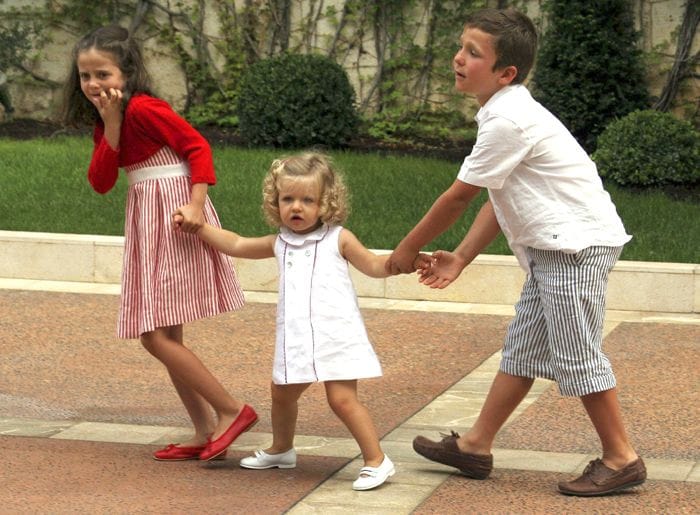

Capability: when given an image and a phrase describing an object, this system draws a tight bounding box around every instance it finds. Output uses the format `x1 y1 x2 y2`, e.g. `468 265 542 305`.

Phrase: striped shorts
499 245 623 397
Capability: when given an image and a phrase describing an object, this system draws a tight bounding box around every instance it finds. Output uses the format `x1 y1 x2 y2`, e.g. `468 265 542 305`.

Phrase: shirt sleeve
87 124 120 194
457 114 532 190
129 97 216 185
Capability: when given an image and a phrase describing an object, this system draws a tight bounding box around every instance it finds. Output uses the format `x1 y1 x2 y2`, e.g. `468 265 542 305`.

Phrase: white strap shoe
352 455 395 490
239 448 297 469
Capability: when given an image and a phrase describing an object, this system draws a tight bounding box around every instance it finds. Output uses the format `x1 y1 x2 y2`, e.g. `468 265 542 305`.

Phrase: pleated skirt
117 155 244 339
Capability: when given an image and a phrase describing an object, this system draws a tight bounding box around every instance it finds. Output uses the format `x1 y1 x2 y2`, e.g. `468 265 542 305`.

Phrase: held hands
172 204 205 234
417 250 467 289
414 253 434 273
386 244 422 275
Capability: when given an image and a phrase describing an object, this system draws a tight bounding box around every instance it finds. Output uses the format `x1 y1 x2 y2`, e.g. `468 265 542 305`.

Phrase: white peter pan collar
279 224 330 247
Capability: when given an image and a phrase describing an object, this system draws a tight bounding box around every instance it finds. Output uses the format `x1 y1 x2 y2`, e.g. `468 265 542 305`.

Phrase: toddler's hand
172 210 185 229
414 253 434 275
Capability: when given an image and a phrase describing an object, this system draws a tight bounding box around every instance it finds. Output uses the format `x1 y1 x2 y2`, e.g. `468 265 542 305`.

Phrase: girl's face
278 176 323 234
77 48 126 108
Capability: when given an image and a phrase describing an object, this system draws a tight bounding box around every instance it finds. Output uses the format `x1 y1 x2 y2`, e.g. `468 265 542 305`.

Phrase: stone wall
2 230 698 313
0 0 697 122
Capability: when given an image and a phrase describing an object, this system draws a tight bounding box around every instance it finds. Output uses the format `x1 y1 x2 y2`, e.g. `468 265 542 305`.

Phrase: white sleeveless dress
272 224 382 384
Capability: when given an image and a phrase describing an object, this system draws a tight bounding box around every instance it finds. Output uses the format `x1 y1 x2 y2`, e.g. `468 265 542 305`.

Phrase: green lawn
1 136 698 264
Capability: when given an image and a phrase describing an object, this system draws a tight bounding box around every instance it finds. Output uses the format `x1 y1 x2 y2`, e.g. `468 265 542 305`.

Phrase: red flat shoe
153 443 204 461
153 443 227 461
199 405 258 461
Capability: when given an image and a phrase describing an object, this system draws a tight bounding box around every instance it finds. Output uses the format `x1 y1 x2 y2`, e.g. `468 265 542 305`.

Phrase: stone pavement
1 280 698 514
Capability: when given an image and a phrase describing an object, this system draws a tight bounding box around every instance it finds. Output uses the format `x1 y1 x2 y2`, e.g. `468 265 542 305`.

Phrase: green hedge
594 110 700 187
532 0 648 152
237 53 359 148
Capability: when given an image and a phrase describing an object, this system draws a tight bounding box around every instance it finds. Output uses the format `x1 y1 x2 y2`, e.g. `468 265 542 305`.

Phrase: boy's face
454 27 516 106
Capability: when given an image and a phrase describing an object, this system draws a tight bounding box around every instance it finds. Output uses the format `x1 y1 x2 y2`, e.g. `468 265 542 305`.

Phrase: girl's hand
97 88 123 125
175 203 205 233
418 250 466 289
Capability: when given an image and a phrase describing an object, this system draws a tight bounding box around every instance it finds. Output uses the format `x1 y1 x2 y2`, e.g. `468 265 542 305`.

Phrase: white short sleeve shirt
457 85 631 271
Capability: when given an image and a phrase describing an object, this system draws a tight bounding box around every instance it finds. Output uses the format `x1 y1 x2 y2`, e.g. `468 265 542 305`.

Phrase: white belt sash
126 163 190 186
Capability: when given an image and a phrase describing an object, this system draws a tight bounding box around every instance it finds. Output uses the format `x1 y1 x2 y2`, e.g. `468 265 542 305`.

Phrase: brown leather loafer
558 457 646 496
412 431 493 479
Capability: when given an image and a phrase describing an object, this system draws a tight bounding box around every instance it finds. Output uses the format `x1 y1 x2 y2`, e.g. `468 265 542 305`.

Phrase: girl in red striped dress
63 25 257 462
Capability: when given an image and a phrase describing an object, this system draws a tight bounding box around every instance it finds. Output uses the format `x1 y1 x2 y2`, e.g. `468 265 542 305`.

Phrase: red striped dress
87 94 244 339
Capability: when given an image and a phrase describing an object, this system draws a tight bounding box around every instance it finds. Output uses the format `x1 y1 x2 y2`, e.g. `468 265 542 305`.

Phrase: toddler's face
453 27 508 105
77 48 126 108
278 176 323 234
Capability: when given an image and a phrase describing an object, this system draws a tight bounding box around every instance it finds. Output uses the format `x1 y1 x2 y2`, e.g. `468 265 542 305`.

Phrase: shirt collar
475 84 520 123
279 223 329 246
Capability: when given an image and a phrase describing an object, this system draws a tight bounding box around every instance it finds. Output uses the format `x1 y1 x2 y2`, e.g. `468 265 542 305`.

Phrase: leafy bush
532 0 649 152
186 89 240 128
237 53 358 148
363 108 476 146
593 110 700 187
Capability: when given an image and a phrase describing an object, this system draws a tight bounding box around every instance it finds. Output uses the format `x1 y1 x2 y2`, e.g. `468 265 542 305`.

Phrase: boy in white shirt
387 7 645 497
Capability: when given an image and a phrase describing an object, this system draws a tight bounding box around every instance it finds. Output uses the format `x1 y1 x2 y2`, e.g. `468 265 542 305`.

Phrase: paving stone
0 286 697 513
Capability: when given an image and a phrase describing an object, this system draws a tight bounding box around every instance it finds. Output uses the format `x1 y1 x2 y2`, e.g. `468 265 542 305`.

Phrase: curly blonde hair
262 152 349 228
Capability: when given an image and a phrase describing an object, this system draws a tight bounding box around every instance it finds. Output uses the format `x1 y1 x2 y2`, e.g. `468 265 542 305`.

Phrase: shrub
237 53 359 148
593 110 700 187
363 108 476 146
187 89 240 128
532 0 649 152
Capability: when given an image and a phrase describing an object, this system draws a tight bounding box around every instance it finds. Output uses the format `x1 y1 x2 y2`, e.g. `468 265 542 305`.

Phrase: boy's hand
386 245 420 275
418 250 467 289
173 204 204 233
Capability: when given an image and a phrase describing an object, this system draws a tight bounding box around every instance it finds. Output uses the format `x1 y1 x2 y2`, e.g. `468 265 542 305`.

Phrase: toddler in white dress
174 152 414 490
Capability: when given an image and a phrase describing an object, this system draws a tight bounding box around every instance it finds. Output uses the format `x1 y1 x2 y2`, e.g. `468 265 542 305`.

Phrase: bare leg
459 371 534 454
581 388 638 469
266 382 310 454
160 326 215 445
140 326 244 440
325 380 383 467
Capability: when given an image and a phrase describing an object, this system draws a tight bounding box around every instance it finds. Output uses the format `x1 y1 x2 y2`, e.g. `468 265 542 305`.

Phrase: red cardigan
87 94 216 194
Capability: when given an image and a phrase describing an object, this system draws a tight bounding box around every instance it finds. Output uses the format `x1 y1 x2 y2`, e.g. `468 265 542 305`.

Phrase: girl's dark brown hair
62 25 154 127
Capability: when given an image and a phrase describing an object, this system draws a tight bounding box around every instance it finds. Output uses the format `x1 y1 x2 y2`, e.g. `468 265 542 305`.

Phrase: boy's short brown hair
465 8 537 84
